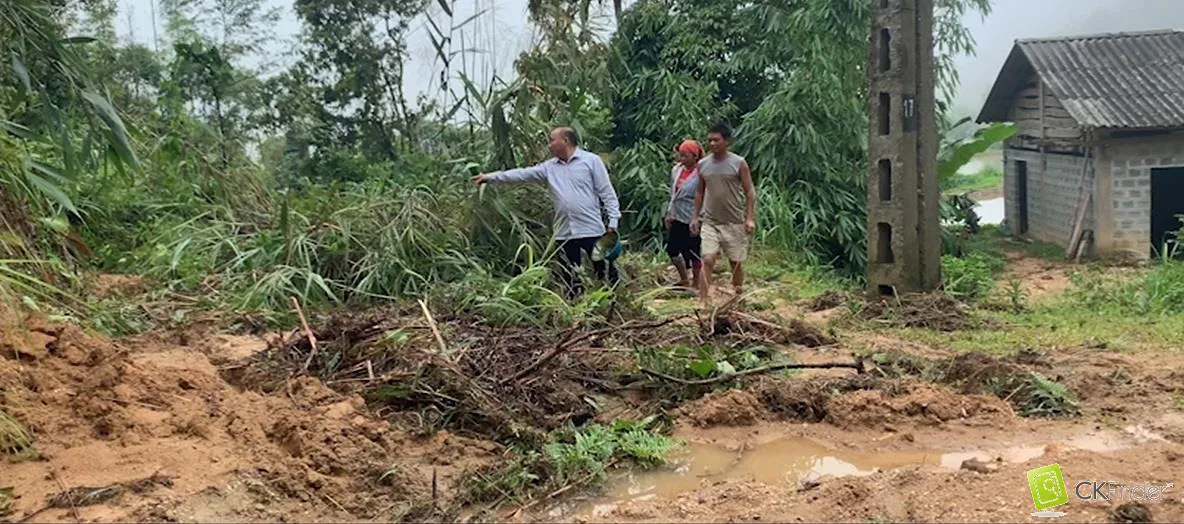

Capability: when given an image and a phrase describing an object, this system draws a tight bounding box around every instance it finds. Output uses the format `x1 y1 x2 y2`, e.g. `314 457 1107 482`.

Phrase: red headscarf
678 139 704 159
675 139 703 191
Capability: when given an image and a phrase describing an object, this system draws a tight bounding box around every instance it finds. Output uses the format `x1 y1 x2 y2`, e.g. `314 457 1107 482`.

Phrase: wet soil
529 252 1184 523
1 314 491 522
561 420 1184 523
4 251 1184 523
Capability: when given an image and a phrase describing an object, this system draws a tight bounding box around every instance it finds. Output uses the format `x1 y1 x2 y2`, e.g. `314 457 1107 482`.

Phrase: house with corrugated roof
977 30 1184 259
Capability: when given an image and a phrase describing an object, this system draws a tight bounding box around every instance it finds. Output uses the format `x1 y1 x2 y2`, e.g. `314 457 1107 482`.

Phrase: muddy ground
3 251 1183 523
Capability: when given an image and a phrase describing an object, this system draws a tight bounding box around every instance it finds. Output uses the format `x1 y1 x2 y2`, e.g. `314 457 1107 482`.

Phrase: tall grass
1067 255 1184 316
120 156 561 311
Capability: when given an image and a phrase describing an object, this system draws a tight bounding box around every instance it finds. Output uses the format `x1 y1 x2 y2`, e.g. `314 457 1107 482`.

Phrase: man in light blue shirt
472 127 622 299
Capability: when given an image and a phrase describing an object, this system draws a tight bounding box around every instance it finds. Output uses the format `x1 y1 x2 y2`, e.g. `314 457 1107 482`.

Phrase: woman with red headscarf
664 139 704 289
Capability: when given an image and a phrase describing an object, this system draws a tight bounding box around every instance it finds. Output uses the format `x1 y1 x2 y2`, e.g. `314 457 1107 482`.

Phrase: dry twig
419 299 449 355
290 297 319 373
642 357 865 386
503 318 682 384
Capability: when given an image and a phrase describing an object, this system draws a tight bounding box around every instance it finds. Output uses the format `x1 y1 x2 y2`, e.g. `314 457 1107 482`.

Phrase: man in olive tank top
690 122 756 304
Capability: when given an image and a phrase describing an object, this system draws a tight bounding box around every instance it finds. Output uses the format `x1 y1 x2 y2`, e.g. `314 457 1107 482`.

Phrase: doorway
1151 167 1184 256
1015 160 1029 235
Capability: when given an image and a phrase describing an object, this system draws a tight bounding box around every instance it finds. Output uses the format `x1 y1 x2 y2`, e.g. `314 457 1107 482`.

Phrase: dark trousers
665 220 701 267
555 236 620 299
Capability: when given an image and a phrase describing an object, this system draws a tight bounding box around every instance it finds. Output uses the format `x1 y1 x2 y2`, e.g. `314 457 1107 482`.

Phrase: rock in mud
1110 501 1153 523
959 458 997 474
797 478 823 492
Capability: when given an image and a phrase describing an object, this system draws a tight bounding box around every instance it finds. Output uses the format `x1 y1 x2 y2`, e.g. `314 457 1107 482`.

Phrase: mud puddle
545 426 1161 520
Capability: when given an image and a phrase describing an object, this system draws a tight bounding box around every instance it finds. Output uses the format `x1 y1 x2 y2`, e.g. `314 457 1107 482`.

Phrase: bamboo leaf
59 36 97 45
448 48 484 59
170 238 193 271
451 9 487 31
442 96 466 122
424 12 446 39
23 163 78 214
436 0 453 17
427 33 448 65
309 272 337 302
10 54 31 91
27 159 68 182
458 73 485 105
80 90 140 169
1 119 32 139
61 127 77 174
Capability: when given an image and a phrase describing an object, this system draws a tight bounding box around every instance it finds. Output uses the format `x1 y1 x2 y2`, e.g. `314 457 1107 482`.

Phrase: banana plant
938 117 1016 190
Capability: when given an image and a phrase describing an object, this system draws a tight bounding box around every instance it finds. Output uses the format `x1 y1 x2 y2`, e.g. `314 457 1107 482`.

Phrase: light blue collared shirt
487 148 621 240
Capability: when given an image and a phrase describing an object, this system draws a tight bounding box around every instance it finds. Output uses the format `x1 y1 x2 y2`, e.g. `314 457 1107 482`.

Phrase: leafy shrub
941 252 997 300
545 419 681 484
1019 372 1079 417
463 417 680 503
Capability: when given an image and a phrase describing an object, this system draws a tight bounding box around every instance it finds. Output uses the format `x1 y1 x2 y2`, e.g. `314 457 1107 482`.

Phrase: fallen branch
21 473 174 521
290 297 319 373
503 318 681 384
419 299 448 355
705 293 743 336
642 358 865 386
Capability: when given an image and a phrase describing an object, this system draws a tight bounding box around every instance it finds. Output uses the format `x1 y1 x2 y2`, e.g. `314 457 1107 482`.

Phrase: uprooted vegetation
225 297 850 439
868 349 1080 417
665 348 1080 431
100 296 852 515
855 292 980 331
0 409 34 457
0 312 491 521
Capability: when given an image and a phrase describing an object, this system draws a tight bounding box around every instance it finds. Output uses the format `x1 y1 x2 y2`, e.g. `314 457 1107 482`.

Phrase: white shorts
700 222 750 262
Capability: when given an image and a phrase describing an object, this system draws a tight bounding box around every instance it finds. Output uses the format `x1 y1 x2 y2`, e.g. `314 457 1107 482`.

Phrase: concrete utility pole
866 0 941 296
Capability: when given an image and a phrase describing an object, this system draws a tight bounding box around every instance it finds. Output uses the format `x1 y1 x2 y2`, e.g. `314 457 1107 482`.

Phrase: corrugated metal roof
977 30 1184 129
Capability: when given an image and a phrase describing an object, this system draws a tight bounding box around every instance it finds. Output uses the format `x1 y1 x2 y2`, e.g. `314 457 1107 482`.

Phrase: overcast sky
114 0 1184 116
956 0 1184 114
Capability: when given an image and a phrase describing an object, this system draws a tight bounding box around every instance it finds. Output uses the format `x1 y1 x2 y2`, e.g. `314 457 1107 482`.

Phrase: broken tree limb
290 297 319 373
642 357 865 386
705 293 744 336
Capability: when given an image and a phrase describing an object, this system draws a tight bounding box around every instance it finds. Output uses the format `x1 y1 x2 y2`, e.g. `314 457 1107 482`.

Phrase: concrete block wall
865 0 939 294
1002 148 1092 249
1105 137 1184 257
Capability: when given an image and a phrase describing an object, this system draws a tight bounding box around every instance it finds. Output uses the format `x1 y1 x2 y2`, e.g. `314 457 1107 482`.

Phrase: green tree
289 0 428 162
599 0 991 272
160 0 282 64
